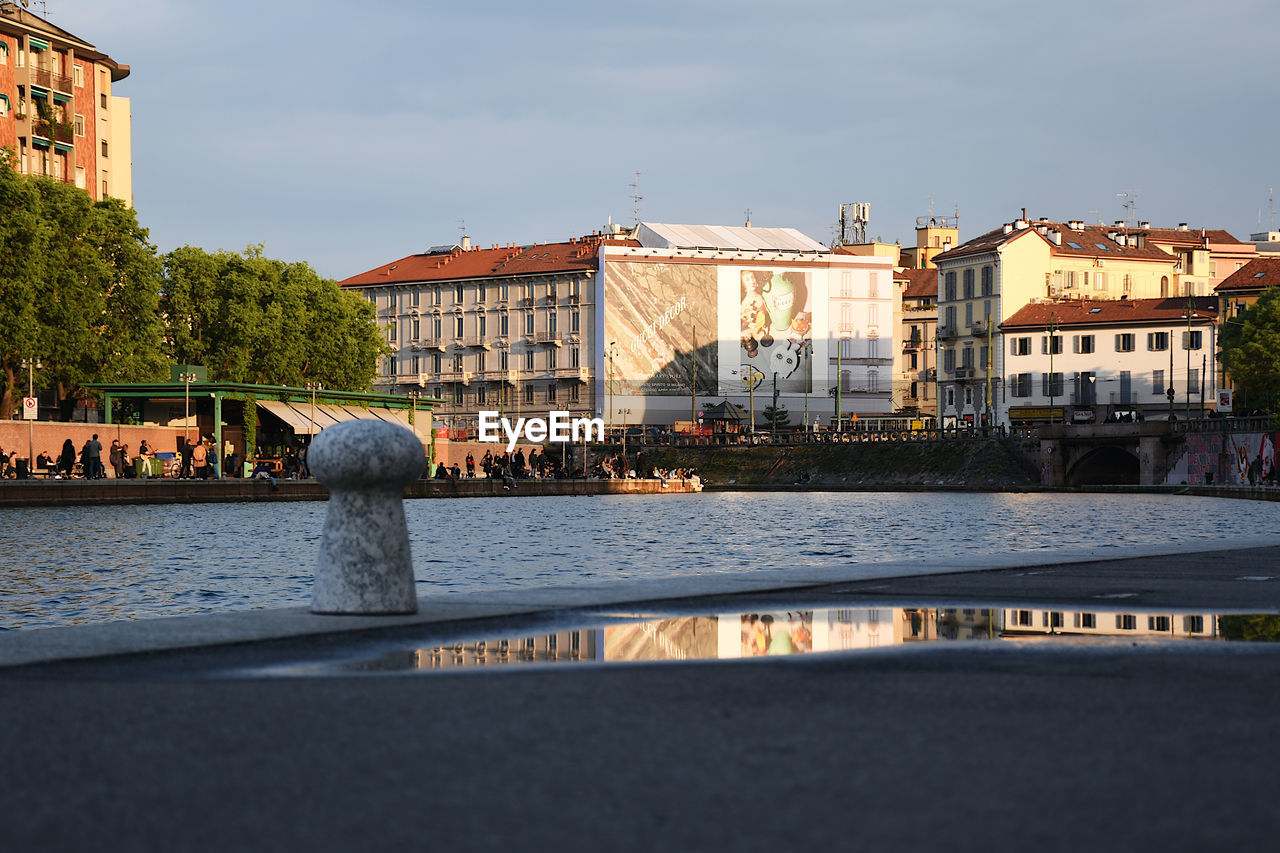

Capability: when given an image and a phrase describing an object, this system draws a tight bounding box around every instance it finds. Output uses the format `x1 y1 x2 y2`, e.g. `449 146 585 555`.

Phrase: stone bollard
309 419 424 614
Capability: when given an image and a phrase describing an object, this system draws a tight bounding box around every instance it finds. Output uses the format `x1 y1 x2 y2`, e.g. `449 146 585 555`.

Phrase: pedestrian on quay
109 440 124 479
191 437 208 480
465 452 475 479
207 438 219 479
178 437 194 479
58 438 76 478
83 434 103 479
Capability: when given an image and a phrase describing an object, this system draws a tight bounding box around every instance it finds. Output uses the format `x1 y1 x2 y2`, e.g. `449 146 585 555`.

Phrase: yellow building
932 217 1180 426
901 215 959 270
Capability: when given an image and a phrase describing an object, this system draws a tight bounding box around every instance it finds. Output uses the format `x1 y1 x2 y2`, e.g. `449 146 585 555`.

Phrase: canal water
2 492 1279 630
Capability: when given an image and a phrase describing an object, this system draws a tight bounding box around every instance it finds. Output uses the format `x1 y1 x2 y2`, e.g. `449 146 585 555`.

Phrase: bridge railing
1170 415 1275 435
648 426 1039 448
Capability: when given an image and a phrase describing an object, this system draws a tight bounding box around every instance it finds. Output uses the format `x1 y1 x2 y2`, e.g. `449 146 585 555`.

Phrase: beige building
0 2 132 205
933 217 1182 426
901 215 959 270
894 267 937 419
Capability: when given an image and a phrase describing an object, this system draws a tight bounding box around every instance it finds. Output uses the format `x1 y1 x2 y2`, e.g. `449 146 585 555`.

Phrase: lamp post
179 371 197 445
1047 313 1057 425
21 357 41 471
306 382 321 439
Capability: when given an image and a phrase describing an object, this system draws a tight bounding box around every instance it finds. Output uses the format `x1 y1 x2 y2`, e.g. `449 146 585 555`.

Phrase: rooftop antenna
1116 190 1138 227
629 171 644 227
744 207 752 228
837 202 870 246
1089 209 1102 225
1270 188 1276 231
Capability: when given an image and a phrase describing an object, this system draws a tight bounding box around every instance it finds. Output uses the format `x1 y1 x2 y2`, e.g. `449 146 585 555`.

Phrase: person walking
58 438 76 479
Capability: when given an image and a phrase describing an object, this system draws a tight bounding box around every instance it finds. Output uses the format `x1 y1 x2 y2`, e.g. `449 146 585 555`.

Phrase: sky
43 0 1280 281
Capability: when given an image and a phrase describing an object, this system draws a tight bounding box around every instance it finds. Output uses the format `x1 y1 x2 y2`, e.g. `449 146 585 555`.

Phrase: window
1147 332 1169 351
475 351 486 373
1116 614 1136 630
477 284 486 303
868 272 879 297
477 386 487 405
74 63 83 87
431 353 441 372
524 384 535 404
868 338 878 360
1015 610 1033 627
1073 335 1095 354
432 316 442 337
547 383 557 402
411 355 420 374
548 282 557 301
944 305 956 330
411 290 420 308
569 384 580 403
1152 369 1165 395
1148 616 1171 632
961 346 973 368
499 350 508 370
1011 337 1031 356
452 354 463 371
1064 270 1077 289
1076 372 1096 404
1184 615 1204 633
1119 371 1132 404
570 346 580 368
1079 612 1096 629
867 370 879 392
547 348 557 370
979 345 989 369
432 287 441 306
1183 330 1202 350
981 265 993 295
500 312 509 336
1095 272 1107 291
1011 373 1032 397
1041 373 1063 397
0 42 7 65
1188 368 1200 395
962 268 974 298
839 338 853 359
964 303 973 326
868 304 879 326
524 350 534 371
454 315 464 336
1123 274 1133 294
840 271 852 297
546 311 557 335
571 310 580 333
388 321 397 342
524 312 534 335
478 314 487 337
944 272 956 301
943 348 955 372
455 284 464 303
0 94 7 117
411 318 420 340
1115 333 1135 352
1042 335 1062 355
100 140 108 158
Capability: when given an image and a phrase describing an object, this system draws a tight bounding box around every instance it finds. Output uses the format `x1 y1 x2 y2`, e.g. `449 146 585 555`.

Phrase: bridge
1038 417 1274 487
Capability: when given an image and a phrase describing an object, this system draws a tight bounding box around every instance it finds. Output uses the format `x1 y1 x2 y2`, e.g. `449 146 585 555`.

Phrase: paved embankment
2 545 1279 851
0 476 701 507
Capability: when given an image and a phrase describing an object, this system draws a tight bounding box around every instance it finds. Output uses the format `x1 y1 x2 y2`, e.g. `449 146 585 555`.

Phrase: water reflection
248 605 1276 678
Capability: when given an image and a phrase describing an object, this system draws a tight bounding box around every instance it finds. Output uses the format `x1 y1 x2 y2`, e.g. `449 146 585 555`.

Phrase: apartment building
1000 297 1218 423
895 267 937 419
342 222 896 431
933 217 1181 426
0 2 132 204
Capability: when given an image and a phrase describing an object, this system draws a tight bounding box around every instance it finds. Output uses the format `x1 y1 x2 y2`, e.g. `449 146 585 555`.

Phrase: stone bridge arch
1065 445 1140 486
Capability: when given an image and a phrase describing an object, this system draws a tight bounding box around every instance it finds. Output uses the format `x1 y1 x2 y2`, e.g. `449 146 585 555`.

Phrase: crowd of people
426 447 700 488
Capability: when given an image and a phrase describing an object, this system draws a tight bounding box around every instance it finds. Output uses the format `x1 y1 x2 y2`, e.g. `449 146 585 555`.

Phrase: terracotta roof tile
1001 297 1217 330
896 268 938 299
934 221 1177 264
338 236 639 287
1144 227 1247 247
1215 257 1280 293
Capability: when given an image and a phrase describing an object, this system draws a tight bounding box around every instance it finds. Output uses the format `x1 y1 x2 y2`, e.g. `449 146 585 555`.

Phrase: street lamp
179 371 197 445
305 382 321 439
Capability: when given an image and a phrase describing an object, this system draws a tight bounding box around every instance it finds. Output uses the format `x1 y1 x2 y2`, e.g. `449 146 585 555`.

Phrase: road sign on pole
22 396 37 420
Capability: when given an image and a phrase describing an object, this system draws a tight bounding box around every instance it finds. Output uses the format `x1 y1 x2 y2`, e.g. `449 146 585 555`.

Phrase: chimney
461 235 471 251
1139 221 1150 229
1049 230 1062 246
1178 222 1189 231
1003 223 1014 235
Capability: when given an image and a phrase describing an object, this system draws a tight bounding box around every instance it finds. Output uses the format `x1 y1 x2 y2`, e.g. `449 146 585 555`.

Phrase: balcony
31 66 74 95
440 370 472 385
517 296 535 306
557 367 591 383
32 120 73 145
535 330 563 346
418 338 447 351
902 336 922 351
970 321 989 336
462 336 492 350
937 325 959 340
954 367 975 380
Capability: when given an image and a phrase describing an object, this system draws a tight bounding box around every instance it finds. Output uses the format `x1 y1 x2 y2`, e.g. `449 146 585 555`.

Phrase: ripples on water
2 492 1278 630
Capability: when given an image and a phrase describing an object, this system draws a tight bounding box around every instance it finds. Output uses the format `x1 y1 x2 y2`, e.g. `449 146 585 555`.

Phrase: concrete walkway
3 546 1280 851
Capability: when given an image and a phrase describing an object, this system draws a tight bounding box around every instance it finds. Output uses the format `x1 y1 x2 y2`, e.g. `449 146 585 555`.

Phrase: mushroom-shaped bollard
309 419 424 614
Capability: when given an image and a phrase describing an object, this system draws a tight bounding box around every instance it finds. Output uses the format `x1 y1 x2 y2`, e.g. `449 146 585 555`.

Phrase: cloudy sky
49 0 1280 280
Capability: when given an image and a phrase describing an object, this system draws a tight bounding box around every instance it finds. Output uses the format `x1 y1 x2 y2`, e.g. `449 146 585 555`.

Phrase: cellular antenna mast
629 171 644 227
1116 190 1139 227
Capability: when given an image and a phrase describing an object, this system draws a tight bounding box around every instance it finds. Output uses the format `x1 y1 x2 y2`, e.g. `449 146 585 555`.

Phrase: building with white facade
1000 296 1218 423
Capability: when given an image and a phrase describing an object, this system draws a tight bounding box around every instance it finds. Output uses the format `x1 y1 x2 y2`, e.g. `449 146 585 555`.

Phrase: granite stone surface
308 419 423 614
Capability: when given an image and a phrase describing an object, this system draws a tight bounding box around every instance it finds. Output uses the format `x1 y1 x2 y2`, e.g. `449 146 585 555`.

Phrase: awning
257 400 320 435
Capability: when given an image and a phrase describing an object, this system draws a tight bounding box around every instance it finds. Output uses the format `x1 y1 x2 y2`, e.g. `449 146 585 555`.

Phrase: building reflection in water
343 606 1229 674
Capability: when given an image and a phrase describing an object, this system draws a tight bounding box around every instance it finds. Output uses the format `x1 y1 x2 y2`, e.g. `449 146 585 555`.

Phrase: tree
0 151 44 419
160 246 388 390
1219 288 1280 415
762 404 791 432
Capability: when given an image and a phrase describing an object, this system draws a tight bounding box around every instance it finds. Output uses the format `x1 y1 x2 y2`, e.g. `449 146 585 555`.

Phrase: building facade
340 223 896 432
0 2 132 204
894 267 937 419
933 217 1183 427
1000 297 1218 423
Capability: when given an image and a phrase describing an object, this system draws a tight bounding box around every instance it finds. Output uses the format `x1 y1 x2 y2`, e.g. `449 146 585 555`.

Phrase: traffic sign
22 396 37 420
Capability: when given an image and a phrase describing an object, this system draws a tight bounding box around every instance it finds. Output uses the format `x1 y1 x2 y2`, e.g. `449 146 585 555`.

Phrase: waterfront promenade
3 544 1279 850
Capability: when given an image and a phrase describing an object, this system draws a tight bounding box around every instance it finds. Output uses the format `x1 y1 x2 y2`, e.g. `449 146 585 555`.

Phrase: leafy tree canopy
1219 287 1280 415
160 245 388 390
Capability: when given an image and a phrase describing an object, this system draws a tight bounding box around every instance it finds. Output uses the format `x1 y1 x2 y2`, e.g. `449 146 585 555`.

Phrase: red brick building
0 1 131 204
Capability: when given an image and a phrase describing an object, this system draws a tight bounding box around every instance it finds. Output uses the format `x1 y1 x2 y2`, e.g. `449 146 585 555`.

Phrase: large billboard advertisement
736 268 814 394
603 260 718 395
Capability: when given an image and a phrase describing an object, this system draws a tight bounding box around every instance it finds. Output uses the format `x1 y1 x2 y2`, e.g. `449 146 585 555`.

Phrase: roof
1001 297 1218 330
0 2 129 80
1216 257 1280 293
635 223 827 253
896 268 938 300
1144 227 1248 248
934 220 1177 264
338 235 638 288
